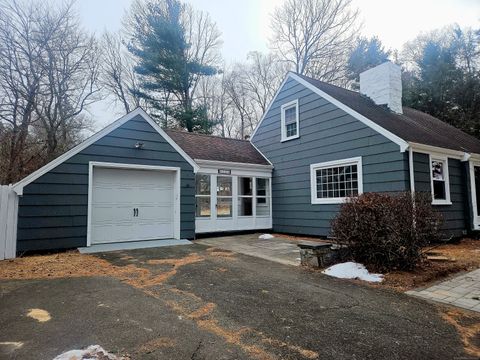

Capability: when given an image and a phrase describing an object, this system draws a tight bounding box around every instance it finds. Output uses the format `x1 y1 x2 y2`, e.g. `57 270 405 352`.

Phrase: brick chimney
359 61 403 114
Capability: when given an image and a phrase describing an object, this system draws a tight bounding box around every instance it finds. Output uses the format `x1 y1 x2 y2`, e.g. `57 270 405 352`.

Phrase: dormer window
281 99 299 142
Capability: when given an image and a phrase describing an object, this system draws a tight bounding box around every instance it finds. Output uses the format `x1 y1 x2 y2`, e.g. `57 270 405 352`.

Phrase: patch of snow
259 234 274 239
322 262 383 283
53 345 122 360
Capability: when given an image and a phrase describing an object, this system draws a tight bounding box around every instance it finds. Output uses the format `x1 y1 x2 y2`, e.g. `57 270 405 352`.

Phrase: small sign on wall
218 169 231 175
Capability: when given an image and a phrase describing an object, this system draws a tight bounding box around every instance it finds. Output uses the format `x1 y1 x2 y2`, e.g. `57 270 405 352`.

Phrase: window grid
315 164 358 199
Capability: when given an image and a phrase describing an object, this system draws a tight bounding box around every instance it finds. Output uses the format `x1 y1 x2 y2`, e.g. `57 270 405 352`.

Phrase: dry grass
136 337 176 354
0 251 147 281
272 233 331 244
441 308 480 358
379 239 480 291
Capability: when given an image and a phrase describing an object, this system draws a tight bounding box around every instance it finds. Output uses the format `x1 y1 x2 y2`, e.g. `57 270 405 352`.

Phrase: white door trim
469 160 480 230
87 161 181 246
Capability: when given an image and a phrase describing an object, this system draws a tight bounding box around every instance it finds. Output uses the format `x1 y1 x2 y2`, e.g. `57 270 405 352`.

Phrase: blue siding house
251 62 480 239
9 62 480 252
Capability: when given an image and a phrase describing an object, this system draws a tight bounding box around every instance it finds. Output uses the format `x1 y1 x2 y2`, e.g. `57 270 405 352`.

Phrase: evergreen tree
346 36 390 88
127 0 219 133
403 28 480 138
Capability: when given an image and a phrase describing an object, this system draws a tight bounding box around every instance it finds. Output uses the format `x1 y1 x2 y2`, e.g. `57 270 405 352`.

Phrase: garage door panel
137 205 173 222
135 188 173 203
90 167 176 244
92 205 132 223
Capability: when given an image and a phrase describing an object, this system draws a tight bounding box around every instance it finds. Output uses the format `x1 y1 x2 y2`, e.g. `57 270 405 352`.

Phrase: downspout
408 145 417 232
408 145 415 194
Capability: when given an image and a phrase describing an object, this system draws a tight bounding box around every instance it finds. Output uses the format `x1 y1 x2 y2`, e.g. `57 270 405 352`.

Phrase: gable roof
165 129 271 165
294 73 480 154
12 108 199 195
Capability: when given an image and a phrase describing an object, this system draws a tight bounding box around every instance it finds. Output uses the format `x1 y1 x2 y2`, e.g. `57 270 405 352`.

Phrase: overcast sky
72 0 480 129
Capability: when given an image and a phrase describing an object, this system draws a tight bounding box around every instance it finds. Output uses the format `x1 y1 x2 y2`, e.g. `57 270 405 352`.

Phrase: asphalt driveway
0 243 474 359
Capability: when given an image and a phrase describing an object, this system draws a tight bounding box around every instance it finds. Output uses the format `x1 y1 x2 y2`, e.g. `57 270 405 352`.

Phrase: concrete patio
196 233 315 266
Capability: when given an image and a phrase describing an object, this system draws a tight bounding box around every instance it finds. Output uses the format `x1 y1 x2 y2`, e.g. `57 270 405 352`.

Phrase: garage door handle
133 208 139 217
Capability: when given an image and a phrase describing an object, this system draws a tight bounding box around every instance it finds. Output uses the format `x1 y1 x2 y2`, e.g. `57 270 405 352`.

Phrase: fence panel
0 185 18 260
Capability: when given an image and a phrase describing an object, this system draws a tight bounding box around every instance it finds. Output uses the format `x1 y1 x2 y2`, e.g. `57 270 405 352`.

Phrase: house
7 61 480 252
251 61 480 238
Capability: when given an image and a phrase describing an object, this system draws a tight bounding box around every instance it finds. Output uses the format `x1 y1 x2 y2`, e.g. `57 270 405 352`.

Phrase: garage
12 109 198 252
88 163 180 245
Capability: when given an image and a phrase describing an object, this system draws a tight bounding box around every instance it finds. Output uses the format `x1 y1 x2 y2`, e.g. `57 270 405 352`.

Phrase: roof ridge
296 72 361 96
165 128 250 142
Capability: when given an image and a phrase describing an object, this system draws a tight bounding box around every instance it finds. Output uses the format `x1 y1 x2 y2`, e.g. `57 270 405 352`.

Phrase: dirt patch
379 239 480 291
136 337 176 354
27 308 51 322
0 251 147 281
441 308 480 358
125 253 205 288
206 248 236 259
261 338 319 359
272 233 331 244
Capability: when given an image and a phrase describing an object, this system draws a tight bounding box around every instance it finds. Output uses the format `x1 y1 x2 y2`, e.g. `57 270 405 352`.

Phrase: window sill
311 197 348 205
281 134 299 142
432 200 452 206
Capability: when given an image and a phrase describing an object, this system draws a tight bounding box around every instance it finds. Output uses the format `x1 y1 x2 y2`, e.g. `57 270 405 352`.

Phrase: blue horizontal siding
252 77 409 237
17 115 195 251
413 152 468 237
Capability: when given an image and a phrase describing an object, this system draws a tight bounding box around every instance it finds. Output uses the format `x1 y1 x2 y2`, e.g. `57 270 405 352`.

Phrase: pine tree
346 36 390 88
127 0 218 133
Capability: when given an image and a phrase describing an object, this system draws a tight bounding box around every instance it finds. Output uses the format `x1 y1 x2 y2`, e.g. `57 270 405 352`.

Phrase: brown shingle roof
297 73 480 154
165 129 270 165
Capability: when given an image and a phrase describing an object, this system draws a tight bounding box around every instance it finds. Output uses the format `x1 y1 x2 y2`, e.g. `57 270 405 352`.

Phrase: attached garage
13 109 198 252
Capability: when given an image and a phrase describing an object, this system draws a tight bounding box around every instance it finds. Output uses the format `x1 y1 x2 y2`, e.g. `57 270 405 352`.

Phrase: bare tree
100 31 144 114
34 1 100 159
0 0 45 183
270 0 359 83
0 0 100 183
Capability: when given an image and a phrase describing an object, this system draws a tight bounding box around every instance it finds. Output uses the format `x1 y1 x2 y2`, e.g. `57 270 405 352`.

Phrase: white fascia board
249 141 274 166
408 142 472 161
289 73 409 152
194 159 273 171
13 108 199 195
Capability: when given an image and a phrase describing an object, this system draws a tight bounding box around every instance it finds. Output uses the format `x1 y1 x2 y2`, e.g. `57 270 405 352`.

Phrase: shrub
330 192 443 271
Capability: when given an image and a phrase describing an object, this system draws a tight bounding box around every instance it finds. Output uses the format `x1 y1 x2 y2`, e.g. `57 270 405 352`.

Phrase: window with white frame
310 157 363 204
256 178 270 216
238 177 253 216
195 174 211 217
281 99 299 141
430 156 451 205
216 176 232 217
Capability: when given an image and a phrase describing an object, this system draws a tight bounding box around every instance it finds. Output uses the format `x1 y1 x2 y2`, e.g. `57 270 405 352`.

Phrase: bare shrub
331 192 443 271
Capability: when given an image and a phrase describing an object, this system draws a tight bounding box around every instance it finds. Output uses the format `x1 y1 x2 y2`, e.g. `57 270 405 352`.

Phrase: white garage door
90 167 176 244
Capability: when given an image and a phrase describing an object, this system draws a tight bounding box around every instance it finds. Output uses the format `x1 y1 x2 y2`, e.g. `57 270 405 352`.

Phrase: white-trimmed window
255 178 271 216
310 157 363 204
281 99 299 142
195 174 211 217
430 155 451 205
238 177 253 216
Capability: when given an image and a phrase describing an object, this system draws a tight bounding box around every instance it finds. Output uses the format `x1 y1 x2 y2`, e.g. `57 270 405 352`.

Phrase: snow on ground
322 262 383 283
259 234 274 239
53 345 122 360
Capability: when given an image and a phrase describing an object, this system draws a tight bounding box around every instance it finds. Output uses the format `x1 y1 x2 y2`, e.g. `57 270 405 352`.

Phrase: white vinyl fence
0 185 18 260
